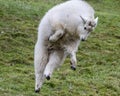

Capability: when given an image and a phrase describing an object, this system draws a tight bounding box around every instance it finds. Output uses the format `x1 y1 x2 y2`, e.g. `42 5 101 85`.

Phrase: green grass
0 0 120 96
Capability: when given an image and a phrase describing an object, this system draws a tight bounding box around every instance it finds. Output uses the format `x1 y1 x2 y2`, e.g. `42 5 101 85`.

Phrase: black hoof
35 88 40 93
71 66 76 71
46 76 50 80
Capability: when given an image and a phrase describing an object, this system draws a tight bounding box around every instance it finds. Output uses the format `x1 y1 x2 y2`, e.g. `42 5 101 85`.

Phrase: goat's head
80 16 98 41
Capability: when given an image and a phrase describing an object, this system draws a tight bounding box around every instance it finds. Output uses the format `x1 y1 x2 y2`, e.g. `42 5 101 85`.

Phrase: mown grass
0 0 120 96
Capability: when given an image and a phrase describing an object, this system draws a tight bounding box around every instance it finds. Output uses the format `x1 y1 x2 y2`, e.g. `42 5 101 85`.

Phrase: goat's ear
80 16 87 24
94 17 98 26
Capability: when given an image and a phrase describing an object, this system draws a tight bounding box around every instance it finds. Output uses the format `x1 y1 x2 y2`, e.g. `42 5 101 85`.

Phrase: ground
0 0 120 96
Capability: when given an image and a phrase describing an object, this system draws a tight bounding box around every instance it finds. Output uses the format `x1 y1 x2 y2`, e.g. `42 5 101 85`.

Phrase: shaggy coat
34 0 98 92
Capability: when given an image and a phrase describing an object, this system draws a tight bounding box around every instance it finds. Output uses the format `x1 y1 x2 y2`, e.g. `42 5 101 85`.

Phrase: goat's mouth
80 37 87 41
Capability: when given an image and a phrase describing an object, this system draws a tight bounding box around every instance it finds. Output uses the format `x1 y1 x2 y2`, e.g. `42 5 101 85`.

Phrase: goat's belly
47 33 79 52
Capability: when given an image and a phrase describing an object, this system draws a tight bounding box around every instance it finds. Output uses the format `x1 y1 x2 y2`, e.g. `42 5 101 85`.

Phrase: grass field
0 0 120 96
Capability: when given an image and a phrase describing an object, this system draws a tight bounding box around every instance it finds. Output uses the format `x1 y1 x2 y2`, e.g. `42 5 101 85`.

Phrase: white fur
34 0 98 92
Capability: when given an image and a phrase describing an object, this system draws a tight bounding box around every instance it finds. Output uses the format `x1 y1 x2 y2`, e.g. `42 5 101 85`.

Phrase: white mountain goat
34 0 98 92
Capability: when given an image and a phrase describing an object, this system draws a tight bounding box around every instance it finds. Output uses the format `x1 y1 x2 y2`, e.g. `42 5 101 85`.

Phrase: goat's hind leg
34 43 48 92
44 50 65 80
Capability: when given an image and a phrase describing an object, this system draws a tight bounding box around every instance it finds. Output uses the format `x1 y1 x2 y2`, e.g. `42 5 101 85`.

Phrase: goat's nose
81 38 85 41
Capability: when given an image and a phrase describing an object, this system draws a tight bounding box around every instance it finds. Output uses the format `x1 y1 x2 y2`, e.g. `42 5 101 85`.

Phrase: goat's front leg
66 40 80 71
70 52 77 71
49 29 64 42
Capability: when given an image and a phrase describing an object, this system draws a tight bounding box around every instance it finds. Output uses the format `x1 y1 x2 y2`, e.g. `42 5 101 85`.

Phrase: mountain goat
34 0 98 92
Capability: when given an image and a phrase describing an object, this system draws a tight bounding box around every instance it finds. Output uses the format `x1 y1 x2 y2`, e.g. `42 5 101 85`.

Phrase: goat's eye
84 27 87 30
